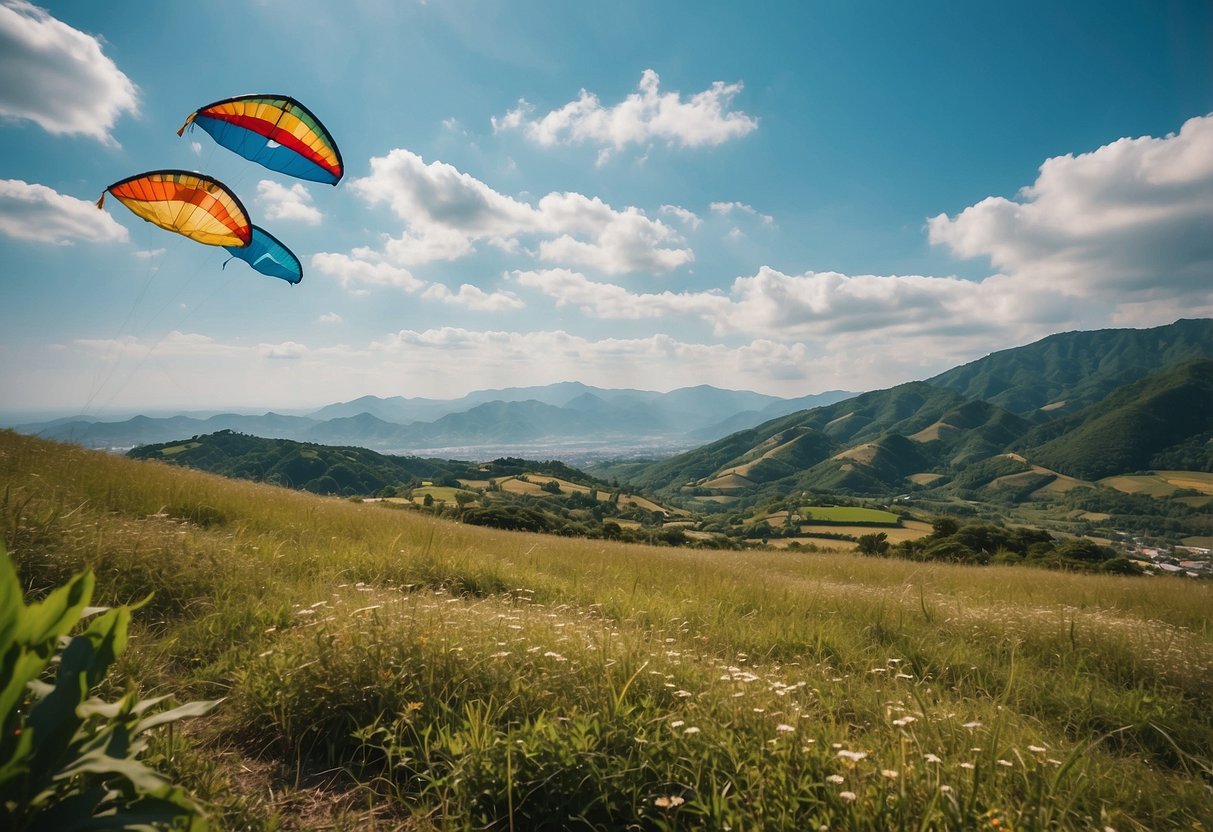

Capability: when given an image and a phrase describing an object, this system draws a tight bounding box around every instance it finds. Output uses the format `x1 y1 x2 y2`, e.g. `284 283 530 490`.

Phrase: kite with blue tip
224 225 302 284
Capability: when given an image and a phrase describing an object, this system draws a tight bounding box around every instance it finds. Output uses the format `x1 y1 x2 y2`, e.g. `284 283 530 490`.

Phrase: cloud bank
0 1 137 144
0 179 128 244
493 69 757 159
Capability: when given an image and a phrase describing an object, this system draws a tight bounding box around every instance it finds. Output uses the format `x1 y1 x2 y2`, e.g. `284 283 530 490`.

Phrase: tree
857 532 890 556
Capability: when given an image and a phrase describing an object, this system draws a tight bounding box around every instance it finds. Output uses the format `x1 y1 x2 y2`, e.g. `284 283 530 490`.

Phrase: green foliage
0 541 217 831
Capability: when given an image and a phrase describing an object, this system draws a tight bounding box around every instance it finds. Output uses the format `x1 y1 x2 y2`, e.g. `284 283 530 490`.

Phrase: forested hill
127 430 601 496
927 318 1213 418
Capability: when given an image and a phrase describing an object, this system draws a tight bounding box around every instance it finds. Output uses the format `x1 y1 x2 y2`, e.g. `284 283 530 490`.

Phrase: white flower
924 753 942 764
962 721 982 729
1028 744 1046 753
670 720 685 728
839 791 857 802
836 749 868 762
997 759 1013 767
683 726 701 735
881 769 899 779
826 774 845 784
776 724 795 733
960 762 975 770
654 795 685 808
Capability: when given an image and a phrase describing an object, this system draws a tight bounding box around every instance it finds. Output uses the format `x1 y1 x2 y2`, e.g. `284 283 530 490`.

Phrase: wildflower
776 724 795 733
839 791 857 802
673 690 693 698
826 775 845 784
924 753 942 764
960 762 975 770
997 759 1013 767
670 720 685 728
881 769 899 780
940 785 954 794
1028 744 1046 753
683 726 701 735
753 707 766 713
962 721 982 729
654 795 685 808
837 750 868 762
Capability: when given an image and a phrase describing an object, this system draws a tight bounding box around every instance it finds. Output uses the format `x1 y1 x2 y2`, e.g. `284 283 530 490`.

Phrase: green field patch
799 505 901 526
158 442 201 456
410 485 476 503
1157 470 1213 495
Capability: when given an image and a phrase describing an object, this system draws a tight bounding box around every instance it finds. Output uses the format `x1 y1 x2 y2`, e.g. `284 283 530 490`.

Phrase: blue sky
1 0 1210 417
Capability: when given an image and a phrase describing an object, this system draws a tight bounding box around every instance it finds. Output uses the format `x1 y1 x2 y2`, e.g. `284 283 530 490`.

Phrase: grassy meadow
2 429 1211 830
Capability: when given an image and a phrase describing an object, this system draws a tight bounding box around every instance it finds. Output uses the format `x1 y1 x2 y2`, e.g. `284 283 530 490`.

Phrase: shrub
0 542 218 831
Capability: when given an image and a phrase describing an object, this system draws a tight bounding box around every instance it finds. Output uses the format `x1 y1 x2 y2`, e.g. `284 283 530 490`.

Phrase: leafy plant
0 541 218 831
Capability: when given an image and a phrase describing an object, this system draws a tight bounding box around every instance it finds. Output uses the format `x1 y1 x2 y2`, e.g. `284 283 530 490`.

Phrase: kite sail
98 170 252 248
224 225 303 284
178 94 344 185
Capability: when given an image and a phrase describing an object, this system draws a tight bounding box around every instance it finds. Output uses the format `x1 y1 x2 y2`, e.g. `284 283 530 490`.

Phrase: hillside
927 318 1213 418
633 382 1032 499
1020 359 1213 480
629 325 1213 511
3 430 1211 830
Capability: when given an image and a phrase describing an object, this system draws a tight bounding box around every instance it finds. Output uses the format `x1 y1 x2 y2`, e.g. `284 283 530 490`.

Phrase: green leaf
17 568 94 648
133 699 223 736
0 542 23 655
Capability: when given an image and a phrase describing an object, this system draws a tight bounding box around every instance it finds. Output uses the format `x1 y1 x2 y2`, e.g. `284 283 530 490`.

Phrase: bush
0 542 218 831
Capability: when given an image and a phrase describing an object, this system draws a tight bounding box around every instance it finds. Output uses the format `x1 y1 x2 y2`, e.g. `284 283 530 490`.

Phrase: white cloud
422 282 525 311
256 180 322 225
0 1 137 144
660 204 702 230
0 179 128 244
311 252 425 295
492 69 757 154
346 148 692 274
514 268 728 319
710 201 773 224
318 312 343 324
929 113 1213 310
133 248 165 259
260 341 307 360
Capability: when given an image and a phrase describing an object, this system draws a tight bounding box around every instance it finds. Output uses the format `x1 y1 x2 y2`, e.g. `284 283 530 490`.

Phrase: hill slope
928 318 1213 418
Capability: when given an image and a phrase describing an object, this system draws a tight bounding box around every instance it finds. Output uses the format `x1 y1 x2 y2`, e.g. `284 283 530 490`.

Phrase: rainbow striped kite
179 94 344 185
98 170 252 248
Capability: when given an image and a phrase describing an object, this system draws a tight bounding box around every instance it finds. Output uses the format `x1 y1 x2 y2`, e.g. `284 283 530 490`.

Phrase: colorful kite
224 225 303 284
97 170 252 248
178 94 344 185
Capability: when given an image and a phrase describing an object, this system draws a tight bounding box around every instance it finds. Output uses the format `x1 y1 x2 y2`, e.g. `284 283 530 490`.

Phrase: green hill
928 318 1213 418
128 429 465 495
1021 359 1213 480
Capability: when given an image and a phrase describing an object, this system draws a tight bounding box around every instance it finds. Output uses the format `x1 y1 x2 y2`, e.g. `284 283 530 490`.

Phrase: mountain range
617 319 1213 503
14 383 856 457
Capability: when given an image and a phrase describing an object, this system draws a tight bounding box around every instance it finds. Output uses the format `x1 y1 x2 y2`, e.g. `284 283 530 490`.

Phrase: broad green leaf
17 569 94 648
0 543 23 654
133 699 223 736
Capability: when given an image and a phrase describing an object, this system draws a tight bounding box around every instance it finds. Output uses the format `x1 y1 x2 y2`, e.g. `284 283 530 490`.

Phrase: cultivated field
3 430 1211 830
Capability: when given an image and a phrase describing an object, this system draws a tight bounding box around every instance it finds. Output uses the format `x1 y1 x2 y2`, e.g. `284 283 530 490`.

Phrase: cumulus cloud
492 69 757 154
515 265 1061 352
345 148 692 274
318 312 343 324
256 180 322 225
422 282 525 311
513 268 728 319
929 113 1213 310
710 201 774 224
660 204 702 230
311 252 426 295
0 1 137 143
0 179 128 244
